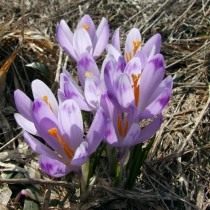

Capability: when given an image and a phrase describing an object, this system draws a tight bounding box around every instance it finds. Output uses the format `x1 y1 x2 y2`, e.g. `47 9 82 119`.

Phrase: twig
140 0 172 31
168 0 197 30
55 47 63 83
0 178 74 189
0 131 23 151
166 41 210 69
147 143 210 164
42 186 52 210
178 96 210 152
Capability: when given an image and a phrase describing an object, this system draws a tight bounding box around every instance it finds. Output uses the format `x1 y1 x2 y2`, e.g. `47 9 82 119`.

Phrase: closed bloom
100 53 173 147
58 53 106 112
14 80 101 177
56 15 109 62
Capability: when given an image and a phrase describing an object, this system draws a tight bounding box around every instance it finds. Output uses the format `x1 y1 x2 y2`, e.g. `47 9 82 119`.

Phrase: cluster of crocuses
14 15 172 179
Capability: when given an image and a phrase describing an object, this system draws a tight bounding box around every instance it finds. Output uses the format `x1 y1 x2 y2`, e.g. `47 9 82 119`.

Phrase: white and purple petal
32 79 58 115
14 113 37 135
139 54 165 110
73 28 93 58
77 53 100 87
58 99 83 149
56 20 77 61
93 17 109 57
14 90 33 121
39 155 71 177
77 15 96 41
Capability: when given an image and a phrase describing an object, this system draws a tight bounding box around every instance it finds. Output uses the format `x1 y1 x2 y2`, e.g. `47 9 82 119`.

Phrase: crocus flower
108 27 161 64
14 80 102 177
58 53 106 112
99 53 173 147
56 15 109 62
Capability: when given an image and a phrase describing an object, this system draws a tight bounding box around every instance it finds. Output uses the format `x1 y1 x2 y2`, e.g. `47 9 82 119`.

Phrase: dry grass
0 0 209 209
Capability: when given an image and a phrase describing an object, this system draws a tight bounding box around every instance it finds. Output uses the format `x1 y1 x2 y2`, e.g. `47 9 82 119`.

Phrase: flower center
48 128 74 160
42 96 53 110
82 23 89 31
132 40 141 55
124 39 141 62
117 113 129 138
131 74 140 107
85 71 93 78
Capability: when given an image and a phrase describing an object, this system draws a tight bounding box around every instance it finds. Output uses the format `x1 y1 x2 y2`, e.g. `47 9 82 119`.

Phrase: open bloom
58 53 106 112
56 15 109 62
14 80 102 177
99 53 173 147
108 27 161 64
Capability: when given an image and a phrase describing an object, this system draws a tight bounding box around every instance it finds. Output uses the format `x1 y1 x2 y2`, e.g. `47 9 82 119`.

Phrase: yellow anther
117 114 129 138
85 71 93 78
42 96 49 104
131 74 140 107
48 128 74 160
132 40 141 54
82 23 89 31
42 95 53 110
125 52 132 62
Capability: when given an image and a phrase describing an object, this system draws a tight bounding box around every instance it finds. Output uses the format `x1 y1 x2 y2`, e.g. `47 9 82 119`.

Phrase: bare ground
0 0 209 209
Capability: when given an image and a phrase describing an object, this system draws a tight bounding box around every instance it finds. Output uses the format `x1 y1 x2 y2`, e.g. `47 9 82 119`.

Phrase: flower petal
93 17 109 57
14 89 33 121
56 19 77 61
142 33 161 59
148 75 173 104
120 123 141 147
104 120 119 145
139 54 165 110
71 141 89 166
32 79 58 115
106 44 121 61
86 108 106 154
58 70 91 111
58 99 83 150
112 28 120 51
14 113 37 135
124 28 142 60
32 99 66 157
77 53 100 87
84 77 101 110
77 15 96 41
23 131 57 159
124 57 142 75
138 115 163 143
114 74 134 109
144 88 172 116
73 28 93 58
39 155 71 177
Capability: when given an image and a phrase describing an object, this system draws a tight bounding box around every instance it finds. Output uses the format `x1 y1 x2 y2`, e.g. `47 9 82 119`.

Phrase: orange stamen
117 114 129 138
82 23 89 31
125 52 132 62
42 96 53 110
124 40 141 62
48 128 74 160
131 74 140 106
132 40 141 55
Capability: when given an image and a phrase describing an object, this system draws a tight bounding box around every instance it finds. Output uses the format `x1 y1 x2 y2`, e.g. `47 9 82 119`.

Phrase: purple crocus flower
14 80 102 177
58 53 106 112
56 15 109 62
99 53 173 147
108 27 161 64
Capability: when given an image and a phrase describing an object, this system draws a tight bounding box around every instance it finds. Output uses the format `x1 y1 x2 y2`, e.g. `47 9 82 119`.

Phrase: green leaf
23 199 39 210
125 138 154 189
26 62 49 79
